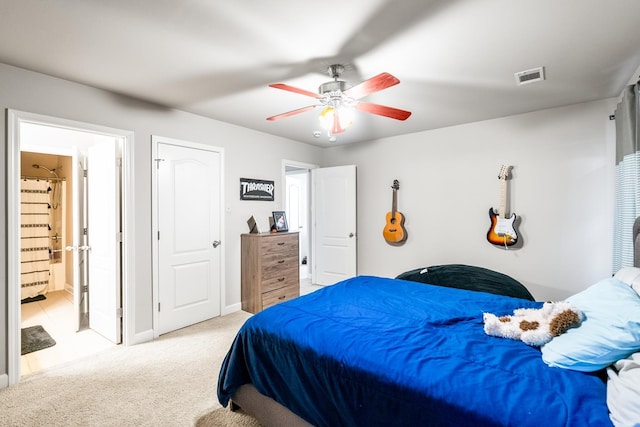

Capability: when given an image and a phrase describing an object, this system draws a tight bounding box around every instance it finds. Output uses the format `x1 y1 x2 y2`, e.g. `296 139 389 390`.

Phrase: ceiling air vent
514 66 545 86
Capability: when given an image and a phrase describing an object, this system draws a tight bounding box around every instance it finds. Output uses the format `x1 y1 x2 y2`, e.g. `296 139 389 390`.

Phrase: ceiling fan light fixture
337 105 354 129
319 105 353 134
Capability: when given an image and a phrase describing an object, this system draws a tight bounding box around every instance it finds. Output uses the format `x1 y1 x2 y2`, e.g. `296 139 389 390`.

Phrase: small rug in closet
21 325 56 355
21 295 46 304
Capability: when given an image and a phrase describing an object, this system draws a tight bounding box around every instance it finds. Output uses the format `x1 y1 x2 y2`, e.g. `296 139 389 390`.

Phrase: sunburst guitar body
487 208 517 246
486 165 518 247
383 180 407 244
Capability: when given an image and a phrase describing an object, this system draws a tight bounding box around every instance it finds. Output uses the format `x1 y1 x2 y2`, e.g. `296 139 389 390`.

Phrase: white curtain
21 179 51 299
613 84 639 272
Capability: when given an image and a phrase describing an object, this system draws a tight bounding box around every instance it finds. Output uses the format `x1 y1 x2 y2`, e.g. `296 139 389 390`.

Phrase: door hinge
116 307 123 318
158 302 161 312
83 169 88 178
157 231 160 240
83 228 88 235
117 232 123 242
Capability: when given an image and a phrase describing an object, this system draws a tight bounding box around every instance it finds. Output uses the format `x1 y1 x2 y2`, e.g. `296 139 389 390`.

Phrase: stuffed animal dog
483 301 582 347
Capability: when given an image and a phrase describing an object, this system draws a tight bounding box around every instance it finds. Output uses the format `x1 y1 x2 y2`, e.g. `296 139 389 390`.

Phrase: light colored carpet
0 310 258 426
195 408 262 427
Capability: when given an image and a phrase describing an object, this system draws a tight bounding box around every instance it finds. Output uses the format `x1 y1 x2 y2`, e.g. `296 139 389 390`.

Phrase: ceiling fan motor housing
319 80 350 95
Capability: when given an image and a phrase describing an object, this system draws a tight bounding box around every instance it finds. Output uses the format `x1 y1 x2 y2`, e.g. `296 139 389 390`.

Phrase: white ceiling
1 0 639 147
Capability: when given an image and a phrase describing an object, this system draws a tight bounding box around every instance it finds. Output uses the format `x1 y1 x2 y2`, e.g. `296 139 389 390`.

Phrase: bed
217 264 640 426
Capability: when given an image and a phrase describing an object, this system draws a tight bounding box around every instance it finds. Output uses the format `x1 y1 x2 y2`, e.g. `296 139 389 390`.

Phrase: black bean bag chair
395 264 535 301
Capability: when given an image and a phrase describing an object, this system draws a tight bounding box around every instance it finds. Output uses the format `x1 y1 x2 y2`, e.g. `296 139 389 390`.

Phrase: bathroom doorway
19 131 119 375
8 110 134 384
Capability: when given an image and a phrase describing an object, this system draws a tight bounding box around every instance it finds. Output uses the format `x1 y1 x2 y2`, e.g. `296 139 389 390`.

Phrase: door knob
349 233 354 238
212 240 221 248
65 246 77 251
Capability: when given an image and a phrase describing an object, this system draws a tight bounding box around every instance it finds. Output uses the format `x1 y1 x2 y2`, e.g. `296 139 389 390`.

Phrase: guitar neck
392 189 398 216
499 177 507 219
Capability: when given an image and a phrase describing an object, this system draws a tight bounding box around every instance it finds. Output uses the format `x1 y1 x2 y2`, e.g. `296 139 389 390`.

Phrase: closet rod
20 175 66 182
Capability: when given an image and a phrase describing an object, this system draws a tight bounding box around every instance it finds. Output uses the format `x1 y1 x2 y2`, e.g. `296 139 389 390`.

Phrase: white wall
0 63 322 378
322 99 617 301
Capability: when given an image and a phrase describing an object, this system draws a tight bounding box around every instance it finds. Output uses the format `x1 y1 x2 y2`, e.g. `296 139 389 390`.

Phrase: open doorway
7 110 134 385
282 161 358 292
283 160 319 295
18 146 115 376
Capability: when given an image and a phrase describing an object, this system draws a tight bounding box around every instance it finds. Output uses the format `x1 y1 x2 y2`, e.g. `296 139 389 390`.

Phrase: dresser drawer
261 256 298 280
262 283 299 309
261 247 299 265
261 268 299 293
261 233 298 253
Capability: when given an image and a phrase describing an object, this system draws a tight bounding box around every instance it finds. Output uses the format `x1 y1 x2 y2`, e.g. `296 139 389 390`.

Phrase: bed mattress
218 275 611 427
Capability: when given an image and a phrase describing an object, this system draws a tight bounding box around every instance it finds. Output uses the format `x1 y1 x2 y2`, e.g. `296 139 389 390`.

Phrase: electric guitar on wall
487 165 518 247
383 180 407 244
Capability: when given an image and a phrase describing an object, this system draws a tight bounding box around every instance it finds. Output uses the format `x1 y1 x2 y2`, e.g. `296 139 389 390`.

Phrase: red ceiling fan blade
269 83 321 99
266 105 317 121
331 111 346 134
343 72 400 100
356 101 412 121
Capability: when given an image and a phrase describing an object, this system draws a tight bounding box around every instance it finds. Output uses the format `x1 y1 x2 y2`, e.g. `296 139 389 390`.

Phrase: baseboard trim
0 373 9 389
222 303 241 316
128 329 154 346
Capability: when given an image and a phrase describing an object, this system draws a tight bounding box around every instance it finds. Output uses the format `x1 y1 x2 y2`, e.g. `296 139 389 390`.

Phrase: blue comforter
218 275 612 427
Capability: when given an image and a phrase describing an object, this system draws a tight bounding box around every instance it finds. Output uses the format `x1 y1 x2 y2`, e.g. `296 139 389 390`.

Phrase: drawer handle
278 260 285 264
277 242 285 246
277 277 285 282
278 295 286 300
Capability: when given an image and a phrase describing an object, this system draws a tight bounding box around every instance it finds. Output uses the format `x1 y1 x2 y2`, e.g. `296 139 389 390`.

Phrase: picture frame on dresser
272 211 288 232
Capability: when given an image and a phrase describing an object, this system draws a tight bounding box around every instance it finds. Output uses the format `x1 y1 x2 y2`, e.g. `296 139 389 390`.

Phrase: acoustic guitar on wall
383 179 407 244
487 165 518 248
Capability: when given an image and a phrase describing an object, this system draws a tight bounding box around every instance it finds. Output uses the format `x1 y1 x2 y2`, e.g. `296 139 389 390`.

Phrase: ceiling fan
266 64 411 136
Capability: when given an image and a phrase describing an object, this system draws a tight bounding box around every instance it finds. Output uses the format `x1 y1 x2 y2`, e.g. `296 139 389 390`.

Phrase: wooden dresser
241 232 299 313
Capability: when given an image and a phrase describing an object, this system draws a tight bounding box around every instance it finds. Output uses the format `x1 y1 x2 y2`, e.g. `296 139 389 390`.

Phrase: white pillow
607 352 640 427
614 267 640 293
541 278 640 371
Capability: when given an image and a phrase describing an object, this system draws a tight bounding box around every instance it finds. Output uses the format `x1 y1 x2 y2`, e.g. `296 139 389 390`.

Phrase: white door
157 141 221 335
87 138 122 343
312 165 357 285
71 150 85 332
